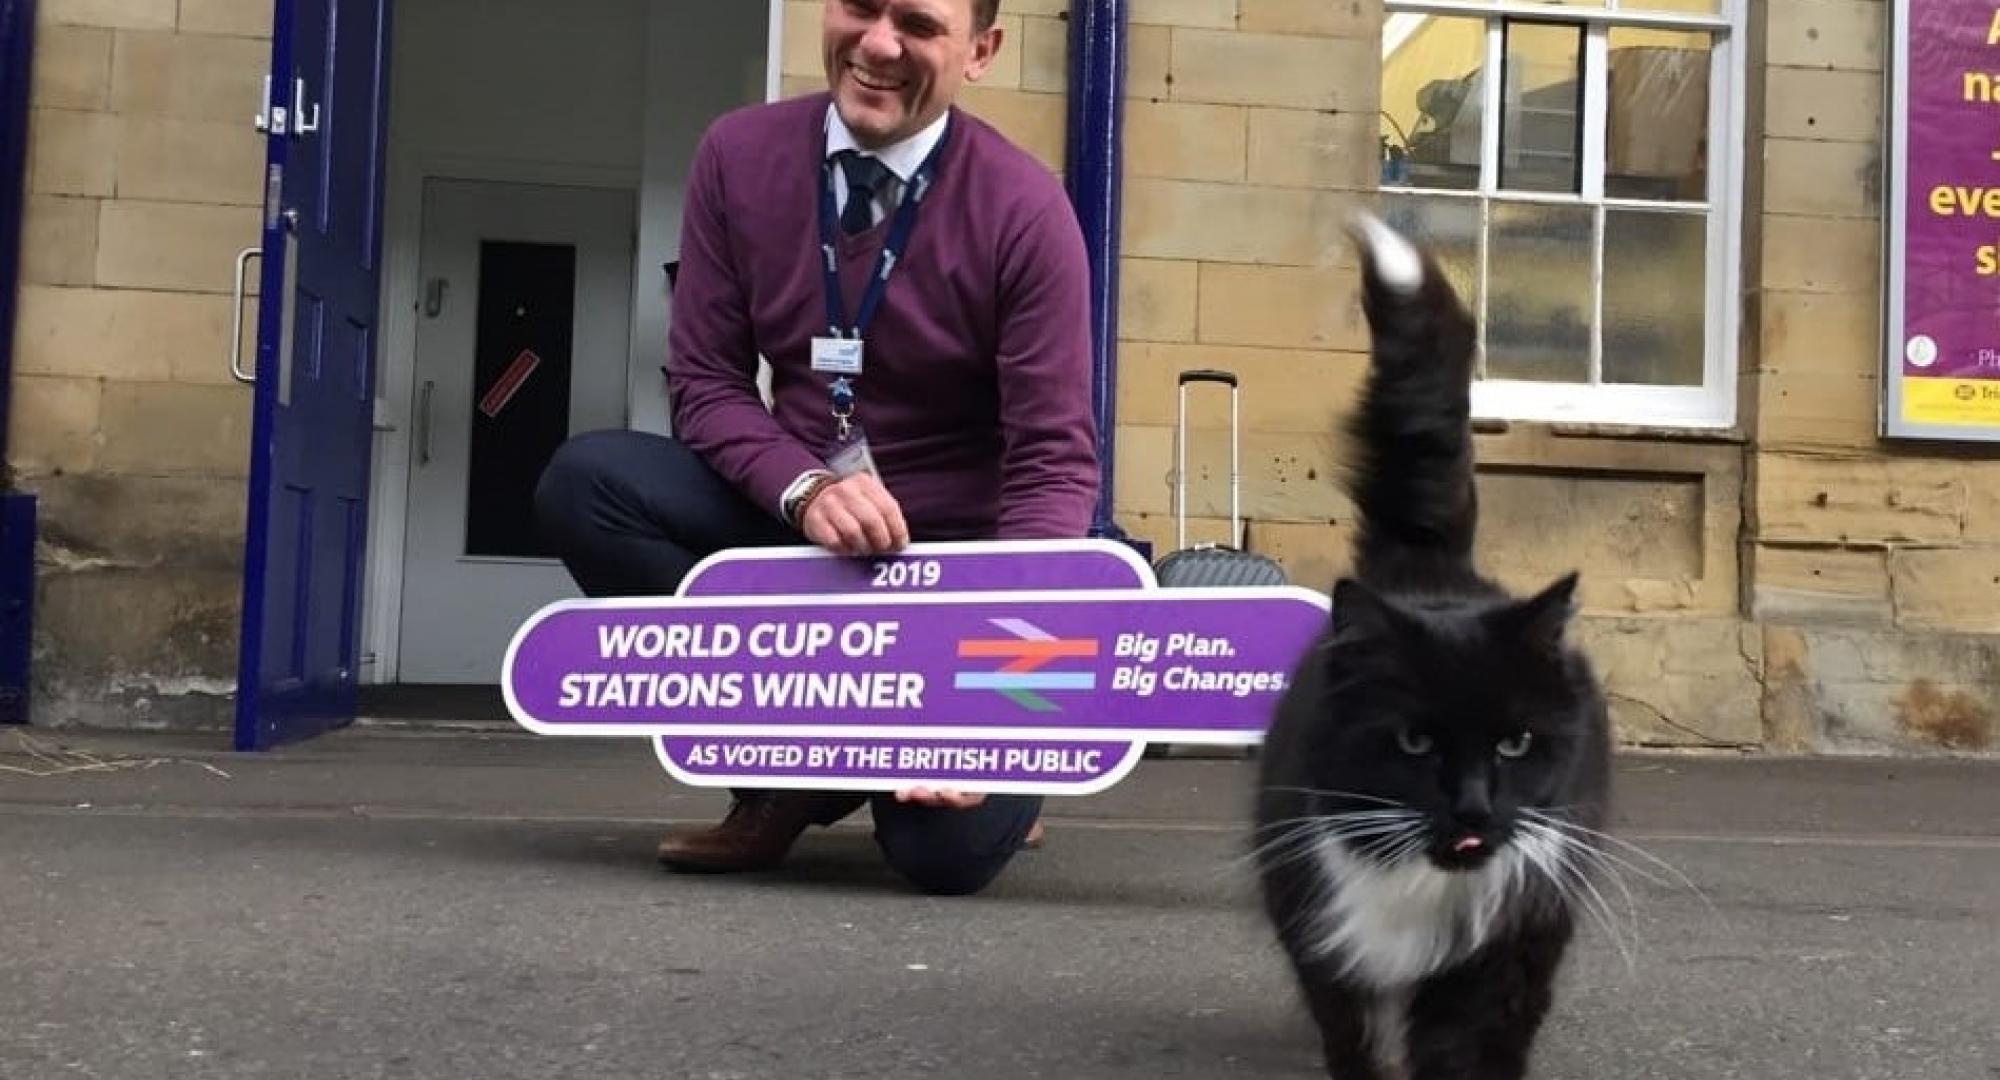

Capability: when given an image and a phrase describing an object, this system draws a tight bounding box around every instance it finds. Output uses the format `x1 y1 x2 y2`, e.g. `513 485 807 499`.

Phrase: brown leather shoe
655 793 836 873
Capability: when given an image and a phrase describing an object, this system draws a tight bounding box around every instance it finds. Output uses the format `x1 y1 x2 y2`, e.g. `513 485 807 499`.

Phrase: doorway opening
354 0 780 718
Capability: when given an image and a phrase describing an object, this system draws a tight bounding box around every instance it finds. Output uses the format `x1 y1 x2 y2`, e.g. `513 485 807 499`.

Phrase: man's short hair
975 0 1000 32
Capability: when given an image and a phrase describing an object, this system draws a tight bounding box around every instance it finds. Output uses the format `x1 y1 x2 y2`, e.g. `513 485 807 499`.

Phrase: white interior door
398 178 635 683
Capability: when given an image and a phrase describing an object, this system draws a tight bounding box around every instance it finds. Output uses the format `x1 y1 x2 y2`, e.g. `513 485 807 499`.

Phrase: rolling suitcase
1153 369 1288 590
1148 370 1287 760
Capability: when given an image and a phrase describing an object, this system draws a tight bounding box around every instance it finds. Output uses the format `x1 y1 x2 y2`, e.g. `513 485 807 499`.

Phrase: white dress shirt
824 104 949 228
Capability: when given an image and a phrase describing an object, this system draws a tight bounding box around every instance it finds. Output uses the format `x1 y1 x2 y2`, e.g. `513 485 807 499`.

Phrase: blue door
234 0 391 750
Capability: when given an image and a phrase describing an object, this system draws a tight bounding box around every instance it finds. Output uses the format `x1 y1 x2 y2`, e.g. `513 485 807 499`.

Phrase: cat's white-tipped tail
1349 210 1424 294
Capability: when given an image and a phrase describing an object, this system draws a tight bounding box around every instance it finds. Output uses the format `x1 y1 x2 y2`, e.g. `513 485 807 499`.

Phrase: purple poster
501 541 1331 794
504 589 1329 741
1886 0 2000 438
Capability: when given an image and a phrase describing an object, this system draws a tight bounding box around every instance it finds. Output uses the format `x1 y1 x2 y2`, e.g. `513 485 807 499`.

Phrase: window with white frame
1377 0 1741 428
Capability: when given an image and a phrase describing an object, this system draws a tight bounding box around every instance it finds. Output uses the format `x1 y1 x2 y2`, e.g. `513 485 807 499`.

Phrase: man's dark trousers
534 429 1042 895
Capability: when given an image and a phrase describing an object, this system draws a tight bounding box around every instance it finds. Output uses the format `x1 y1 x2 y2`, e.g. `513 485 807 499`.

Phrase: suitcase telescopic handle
1174 369 1242 551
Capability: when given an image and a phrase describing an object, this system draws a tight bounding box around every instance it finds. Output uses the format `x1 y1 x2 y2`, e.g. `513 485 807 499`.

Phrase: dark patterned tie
835 151 890 236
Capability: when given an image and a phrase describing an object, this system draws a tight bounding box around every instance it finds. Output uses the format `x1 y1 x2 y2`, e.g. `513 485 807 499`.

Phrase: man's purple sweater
665 93 1099 541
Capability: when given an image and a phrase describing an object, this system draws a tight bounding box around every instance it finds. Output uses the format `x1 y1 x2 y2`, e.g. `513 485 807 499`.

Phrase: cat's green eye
1397 727 1434 756
1496 732 1533 759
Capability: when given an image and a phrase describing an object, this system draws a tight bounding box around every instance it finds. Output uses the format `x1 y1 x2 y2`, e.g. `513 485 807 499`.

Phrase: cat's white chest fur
1309 835 1527 988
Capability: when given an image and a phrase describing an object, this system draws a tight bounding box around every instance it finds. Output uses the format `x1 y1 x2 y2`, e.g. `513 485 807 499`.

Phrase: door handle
292 77 320 137
230 246 261 383
417 381 436 465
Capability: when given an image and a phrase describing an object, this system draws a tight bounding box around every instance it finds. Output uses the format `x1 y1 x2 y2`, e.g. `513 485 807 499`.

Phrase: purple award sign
665 540 1152 794
501 542 1330 795
504 588 1329 734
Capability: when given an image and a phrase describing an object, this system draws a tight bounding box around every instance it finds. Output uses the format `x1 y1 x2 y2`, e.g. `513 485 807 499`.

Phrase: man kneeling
534 0 1096 896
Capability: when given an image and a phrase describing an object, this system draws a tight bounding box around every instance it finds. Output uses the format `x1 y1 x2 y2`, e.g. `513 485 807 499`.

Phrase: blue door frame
0 0 33 470
0 0 36 726
234 0 392 750
1065 0 1131 549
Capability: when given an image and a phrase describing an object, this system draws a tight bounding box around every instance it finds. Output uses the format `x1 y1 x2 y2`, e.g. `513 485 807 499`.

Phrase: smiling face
822 0 1002 149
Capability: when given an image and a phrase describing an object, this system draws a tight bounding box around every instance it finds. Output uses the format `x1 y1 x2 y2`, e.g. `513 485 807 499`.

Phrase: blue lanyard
817 120 951 342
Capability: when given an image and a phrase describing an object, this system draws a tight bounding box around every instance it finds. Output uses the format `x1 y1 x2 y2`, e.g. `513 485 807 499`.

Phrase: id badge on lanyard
811 121 949 479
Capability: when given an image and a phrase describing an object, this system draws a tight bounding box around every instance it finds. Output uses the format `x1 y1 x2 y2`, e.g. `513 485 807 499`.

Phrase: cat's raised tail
1343 210 1482 590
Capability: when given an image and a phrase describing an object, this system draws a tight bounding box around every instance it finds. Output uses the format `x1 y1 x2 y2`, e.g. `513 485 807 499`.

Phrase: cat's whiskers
1522 809 1713 912
1520 811 1696 929
1554 832 1643 926
1251 810 1422 844
1514 820 1637 973
1251 811 1417 839
1522 809 1686 879
1248 795 1427 871
1248 827 1359 876
1233 811 1427 877
1566 855 1638 973
1512 820 1640 912
1376 829 1430 867
1353 823 1428 865
1256 815 1420 860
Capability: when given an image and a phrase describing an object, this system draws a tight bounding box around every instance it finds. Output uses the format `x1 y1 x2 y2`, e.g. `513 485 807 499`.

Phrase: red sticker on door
479 349 542 418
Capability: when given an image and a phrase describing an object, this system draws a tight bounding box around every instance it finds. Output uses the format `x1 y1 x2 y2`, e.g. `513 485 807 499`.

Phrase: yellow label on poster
1903 378 2000 425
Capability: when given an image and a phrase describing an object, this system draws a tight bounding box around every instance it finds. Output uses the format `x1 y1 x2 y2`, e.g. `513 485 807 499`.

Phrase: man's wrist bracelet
781 469 837 527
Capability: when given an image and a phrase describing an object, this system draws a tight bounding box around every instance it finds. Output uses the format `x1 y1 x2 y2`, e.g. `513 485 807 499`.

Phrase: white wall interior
633 3 774 434
390 0 650 173
359 0 776 684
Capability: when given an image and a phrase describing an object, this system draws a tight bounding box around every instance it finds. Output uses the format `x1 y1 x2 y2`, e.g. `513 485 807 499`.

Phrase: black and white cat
1254 213 1614 1080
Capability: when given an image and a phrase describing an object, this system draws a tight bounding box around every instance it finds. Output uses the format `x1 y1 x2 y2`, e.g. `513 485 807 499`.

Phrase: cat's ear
1503 572 1580 655
1331 578 1403 644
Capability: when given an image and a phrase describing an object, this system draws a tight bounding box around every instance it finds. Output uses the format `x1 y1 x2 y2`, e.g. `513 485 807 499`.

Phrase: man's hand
800 473 910 556
893 786 987 810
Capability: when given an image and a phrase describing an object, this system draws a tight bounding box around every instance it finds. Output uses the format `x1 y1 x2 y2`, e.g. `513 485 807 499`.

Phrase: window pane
1379 193 1483 313
1602 210 1706 385
1486 202 1593 382
1500 22 1583 194
1381 15 1485 191
1605 31 1711 200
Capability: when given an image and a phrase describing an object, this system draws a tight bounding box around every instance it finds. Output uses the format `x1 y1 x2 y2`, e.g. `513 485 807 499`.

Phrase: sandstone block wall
7 0 271 728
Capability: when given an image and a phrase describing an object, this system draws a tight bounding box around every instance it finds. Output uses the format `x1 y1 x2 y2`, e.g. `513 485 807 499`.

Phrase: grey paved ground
0 727 1995 1080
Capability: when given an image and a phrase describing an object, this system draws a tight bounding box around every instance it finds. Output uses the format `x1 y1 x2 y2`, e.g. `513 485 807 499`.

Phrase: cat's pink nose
1452 835 1484 854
